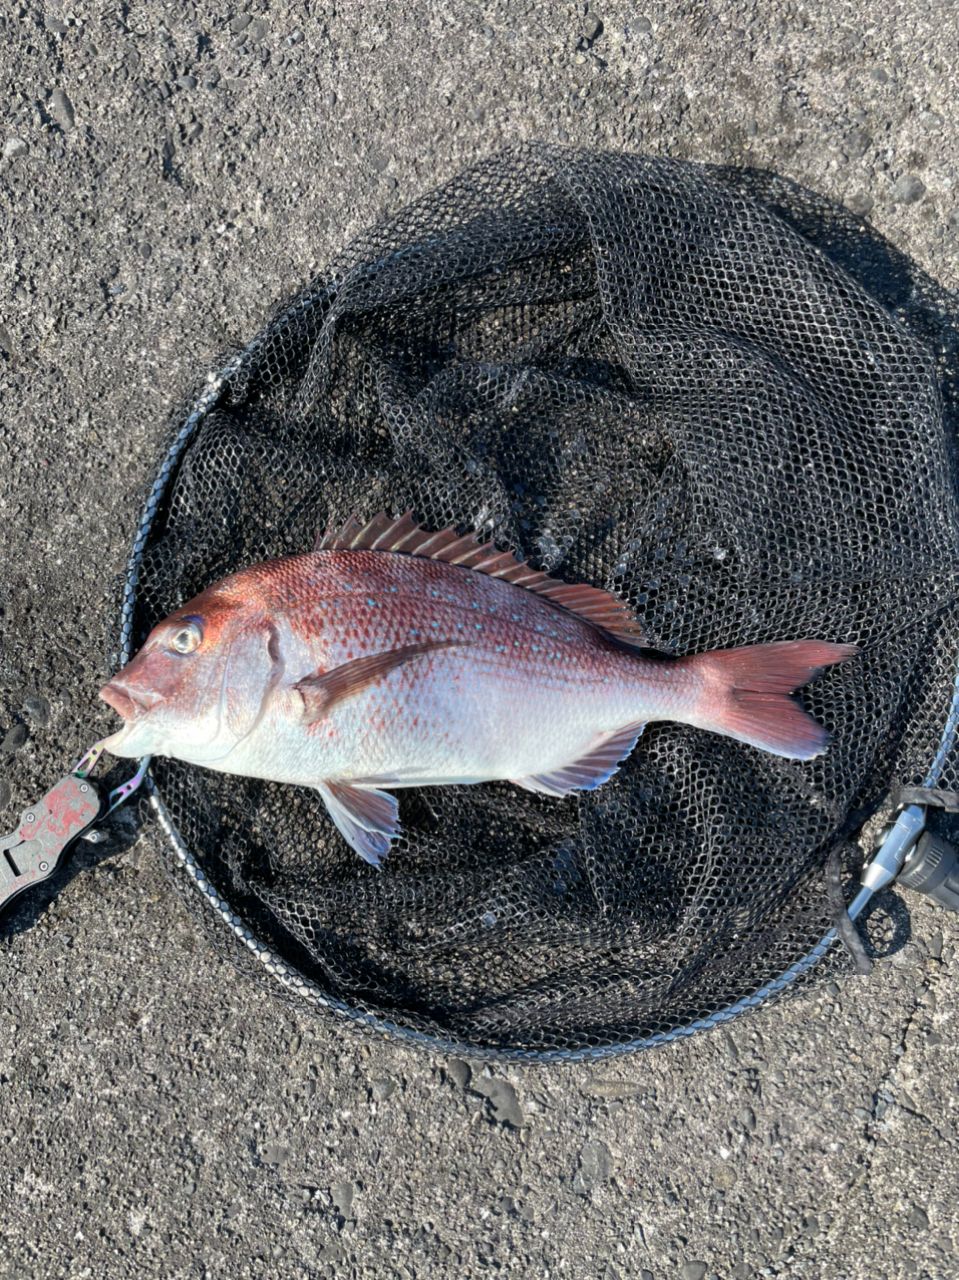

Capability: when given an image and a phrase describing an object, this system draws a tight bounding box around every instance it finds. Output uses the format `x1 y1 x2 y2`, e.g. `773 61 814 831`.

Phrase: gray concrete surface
1 3 957 1277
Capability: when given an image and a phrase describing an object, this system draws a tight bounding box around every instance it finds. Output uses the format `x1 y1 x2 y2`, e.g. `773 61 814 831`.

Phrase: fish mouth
99 679 162 722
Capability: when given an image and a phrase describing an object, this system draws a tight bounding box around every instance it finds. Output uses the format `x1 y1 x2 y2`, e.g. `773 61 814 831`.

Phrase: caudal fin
690 640 858 760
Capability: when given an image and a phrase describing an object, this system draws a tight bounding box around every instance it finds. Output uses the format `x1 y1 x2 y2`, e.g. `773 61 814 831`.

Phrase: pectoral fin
295 641 462 726
317 781 401 866
510 722 646 797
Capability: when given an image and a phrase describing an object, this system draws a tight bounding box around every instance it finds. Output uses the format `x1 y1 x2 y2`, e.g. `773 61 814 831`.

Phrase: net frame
114 147 959 1060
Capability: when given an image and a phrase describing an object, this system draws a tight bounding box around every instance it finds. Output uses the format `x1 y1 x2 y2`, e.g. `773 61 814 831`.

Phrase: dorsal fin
315 511 646 645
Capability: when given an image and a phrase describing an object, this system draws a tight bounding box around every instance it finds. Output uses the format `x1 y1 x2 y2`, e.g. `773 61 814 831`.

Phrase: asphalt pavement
1 3 957 1277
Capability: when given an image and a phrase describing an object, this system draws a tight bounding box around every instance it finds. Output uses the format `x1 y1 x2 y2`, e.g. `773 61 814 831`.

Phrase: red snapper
100 512 857 864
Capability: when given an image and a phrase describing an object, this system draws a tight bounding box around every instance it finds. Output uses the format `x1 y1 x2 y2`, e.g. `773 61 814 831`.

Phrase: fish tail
685 640 859 760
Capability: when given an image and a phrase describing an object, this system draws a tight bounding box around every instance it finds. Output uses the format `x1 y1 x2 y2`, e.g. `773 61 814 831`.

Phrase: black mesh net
126 146 959 1057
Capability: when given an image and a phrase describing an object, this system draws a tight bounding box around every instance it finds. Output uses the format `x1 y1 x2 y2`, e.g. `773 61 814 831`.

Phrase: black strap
895 785 959 812
825 844 873 975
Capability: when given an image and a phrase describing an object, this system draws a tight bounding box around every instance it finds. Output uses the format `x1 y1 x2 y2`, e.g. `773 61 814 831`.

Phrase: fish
99 511 858 865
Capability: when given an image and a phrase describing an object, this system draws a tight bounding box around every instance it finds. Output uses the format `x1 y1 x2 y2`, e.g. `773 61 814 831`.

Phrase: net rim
116 199 959 1062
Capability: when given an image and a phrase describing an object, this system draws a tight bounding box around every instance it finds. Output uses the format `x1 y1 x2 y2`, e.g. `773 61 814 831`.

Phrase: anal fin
511 722 646 798
317 781 401 866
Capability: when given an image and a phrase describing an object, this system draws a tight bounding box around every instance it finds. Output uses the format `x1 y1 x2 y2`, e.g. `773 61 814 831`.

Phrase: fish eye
169 619 202 655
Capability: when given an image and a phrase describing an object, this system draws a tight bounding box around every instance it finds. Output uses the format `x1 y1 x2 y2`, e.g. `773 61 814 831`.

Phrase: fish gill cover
124 146 959 1058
